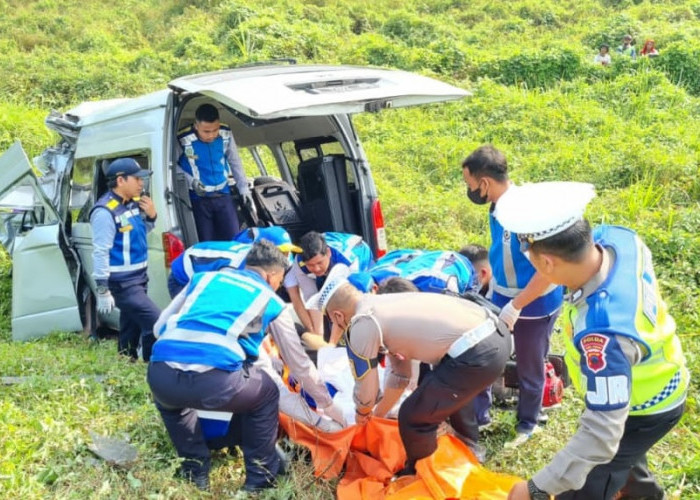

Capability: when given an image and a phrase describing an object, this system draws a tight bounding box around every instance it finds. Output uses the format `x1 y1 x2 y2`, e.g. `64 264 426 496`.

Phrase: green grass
1 0 699 497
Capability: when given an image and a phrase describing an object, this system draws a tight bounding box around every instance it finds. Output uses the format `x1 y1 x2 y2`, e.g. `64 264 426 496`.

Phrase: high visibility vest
178 124 234 196
170 241 251 287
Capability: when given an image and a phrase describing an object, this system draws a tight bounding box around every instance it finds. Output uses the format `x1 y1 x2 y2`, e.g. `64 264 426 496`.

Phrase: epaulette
105 198 120 211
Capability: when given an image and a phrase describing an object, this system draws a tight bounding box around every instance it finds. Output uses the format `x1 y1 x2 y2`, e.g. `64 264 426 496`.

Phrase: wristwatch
527 479 550 500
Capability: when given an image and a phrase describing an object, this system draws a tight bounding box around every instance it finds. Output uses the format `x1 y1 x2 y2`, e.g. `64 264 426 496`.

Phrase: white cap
494 182 596 242
305 264 351 311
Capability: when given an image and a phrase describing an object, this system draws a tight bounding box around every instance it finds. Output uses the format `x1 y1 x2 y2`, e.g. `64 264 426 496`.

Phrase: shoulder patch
580 334 609 373
105 199 120 210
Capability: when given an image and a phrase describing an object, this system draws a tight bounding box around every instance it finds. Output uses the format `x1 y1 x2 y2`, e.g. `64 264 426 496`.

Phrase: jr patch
580 334 609 373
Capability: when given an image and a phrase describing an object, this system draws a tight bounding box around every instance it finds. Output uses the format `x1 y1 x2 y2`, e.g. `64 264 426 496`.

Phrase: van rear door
168 65 469 119
0 142 82 340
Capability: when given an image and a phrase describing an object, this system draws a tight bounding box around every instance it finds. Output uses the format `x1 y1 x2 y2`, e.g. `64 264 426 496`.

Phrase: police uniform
344 291 511 471
90 190 160 360
489 194 564 434
494 182 688 500
148 269 285 491
177 124 249 241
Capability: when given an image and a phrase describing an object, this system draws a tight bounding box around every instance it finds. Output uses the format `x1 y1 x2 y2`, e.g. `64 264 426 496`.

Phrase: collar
567 244 614 305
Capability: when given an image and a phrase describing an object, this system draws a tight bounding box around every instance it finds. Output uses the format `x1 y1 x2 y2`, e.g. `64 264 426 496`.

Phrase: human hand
354 408 371 426
499 300 521 331
138 195 157 219
319 402 347 427
96 289 115 315
507 481 530 500
191 179 207 197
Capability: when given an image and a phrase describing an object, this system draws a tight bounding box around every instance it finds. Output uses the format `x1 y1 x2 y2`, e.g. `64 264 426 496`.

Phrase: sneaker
537 412 549 424
504 426 541 449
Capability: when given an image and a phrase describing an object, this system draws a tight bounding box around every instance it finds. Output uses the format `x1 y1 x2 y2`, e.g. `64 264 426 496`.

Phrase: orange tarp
279 415 521 499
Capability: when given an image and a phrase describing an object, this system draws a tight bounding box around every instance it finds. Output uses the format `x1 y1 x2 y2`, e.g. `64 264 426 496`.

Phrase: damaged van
0 63 469 341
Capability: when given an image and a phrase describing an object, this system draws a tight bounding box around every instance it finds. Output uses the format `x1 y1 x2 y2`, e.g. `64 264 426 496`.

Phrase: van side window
72 158 94 222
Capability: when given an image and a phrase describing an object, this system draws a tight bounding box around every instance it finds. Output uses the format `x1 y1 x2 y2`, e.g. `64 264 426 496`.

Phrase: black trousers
109 273 160 361
147 361 281 489
556 402 685 500
398 328 511 467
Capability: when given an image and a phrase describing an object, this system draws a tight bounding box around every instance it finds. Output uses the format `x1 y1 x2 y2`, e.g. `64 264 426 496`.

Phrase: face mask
467 184 489 205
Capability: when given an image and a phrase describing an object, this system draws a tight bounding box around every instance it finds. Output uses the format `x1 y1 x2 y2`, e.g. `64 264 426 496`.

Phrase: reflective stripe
183 246 249 279
447 319 496 358
160 327 247 360
203 180 228 192
630 370 682 412
121 229 131 266
502 235 517 288
109 260 148 273
491 281 559 298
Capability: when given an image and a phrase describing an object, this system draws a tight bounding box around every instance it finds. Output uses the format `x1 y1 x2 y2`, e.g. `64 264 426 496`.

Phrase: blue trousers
191 195 240 242
513 313 559 433
147 362 281 490
109 272 160 361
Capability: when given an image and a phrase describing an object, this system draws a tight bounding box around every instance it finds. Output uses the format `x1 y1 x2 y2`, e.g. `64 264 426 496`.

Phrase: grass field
1 0 698 498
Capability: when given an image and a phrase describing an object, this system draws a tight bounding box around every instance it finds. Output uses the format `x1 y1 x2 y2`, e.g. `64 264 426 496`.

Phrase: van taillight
162 232 184 269
371 199 387 258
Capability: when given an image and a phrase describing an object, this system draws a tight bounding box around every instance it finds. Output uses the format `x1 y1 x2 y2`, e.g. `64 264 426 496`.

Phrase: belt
447 319 496 358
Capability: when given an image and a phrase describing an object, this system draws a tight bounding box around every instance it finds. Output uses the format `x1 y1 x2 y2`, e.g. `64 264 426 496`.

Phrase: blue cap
234 226 302 253
106 158 152 179
347 272 375 293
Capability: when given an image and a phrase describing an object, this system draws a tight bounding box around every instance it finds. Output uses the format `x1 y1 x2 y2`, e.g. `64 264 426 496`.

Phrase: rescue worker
167 226 301 297
308 264 512 476
177 103 255 241
148 241 345 492
366 248 478 295
462 145 564 446
90 157 160 361
284 231 373 347
494 182 688 500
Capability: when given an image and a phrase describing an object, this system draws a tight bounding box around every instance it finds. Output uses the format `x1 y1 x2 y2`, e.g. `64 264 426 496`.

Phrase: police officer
166 226 301 298
309 264 511 477
148 241 344 492
462 145 564 446
177 103 255 241
90 158 160 361
494 182 688 500
284 231 373 346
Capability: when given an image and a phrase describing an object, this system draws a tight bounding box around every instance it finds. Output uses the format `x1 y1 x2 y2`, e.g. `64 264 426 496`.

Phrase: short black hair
195 103 220 123
300 231 328 261
461 145 509 182
530 219 594 263
600 44 609 50
245 240 288 272
376 277 419 294
459 244 489 264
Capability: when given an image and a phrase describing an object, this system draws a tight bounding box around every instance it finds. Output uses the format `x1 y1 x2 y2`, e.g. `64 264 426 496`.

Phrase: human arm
268 309 334 410
500 271 555 329
224 133 249 196
373 354 414 418
90 208 116 286
518 334 639 496
349 316 383 418
287 285 318 334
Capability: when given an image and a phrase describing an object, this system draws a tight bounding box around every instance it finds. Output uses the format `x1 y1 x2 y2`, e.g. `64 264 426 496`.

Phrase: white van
0 63 468 341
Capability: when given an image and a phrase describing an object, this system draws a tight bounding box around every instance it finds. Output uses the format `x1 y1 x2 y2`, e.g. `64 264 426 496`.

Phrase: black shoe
392 464 417 481
176 466 210 491
276 443 290 477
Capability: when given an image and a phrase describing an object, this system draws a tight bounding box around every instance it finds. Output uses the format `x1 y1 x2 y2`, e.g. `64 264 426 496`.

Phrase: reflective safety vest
91 191 149 280
563 225 688 416
489 209 563 316
178 124 234 197
170 241 252 287
298 232 373 287
369 249 478 294
152 269 285 371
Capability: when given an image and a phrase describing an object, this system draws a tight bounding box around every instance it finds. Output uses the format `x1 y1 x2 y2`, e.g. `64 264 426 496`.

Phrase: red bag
542 361 564 408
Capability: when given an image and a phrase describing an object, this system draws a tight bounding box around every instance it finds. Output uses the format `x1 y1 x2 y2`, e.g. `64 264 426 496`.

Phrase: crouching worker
308 265 512 476
147 241 342 492
495 182 689 500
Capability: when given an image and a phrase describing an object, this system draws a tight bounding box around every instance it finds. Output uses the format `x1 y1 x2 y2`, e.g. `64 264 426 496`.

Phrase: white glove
319 401 347 427
96 289 115 315
499 300 521 331
191 179 207 197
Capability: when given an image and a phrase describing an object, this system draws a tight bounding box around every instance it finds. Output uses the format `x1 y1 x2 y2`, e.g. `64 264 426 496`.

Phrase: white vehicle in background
0 62 469 341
